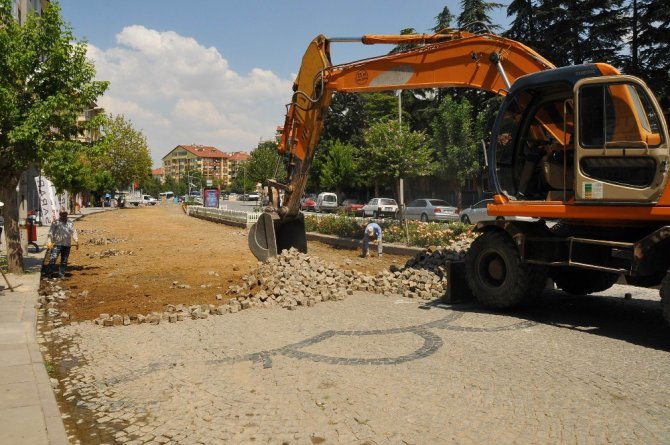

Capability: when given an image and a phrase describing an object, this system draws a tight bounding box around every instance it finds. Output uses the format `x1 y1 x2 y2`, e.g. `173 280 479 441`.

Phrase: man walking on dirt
46 209 79 278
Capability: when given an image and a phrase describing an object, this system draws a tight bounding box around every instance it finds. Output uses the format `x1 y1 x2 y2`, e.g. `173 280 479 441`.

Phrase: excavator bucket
248 213 307 261
276 213 307 255
248 213 277 262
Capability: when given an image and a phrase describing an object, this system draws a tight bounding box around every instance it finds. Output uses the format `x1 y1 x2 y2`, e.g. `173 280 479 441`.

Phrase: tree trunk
0 173 25 273
455 187 463 210
631 0 638 75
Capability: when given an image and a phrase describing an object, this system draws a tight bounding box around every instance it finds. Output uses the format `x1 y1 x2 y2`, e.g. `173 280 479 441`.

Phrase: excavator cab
490 66 669 206
573 76 667 203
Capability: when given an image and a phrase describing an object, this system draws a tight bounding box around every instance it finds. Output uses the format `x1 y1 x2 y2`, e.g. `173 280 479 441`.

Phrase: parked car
405 198 459 222
238 193 260 201
300 197 317 212
315 192 338 213
340 199 364 216
362 198 398 219
128 194 157 206
459 199 536 224
460 199 494 224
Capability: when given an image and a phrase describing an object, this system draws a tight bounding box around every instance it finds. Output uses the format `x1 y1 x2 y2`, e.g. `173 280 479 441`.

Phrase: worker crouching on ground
362 222 382 258
46 209 79 278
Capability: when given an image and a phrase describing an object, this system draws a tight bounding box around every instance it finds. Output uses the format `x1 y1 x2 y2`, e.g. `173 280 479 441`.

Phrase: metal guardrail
187 205 261 228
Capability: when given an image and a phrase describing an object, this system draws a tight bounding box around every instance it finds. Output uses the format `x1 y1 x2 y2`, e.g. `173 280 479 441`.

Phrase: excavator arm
249 30 555 261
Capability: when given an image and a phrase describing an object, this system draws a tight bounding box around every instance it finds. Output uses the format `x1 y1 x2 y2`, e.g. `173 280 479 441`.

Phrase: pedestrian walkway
0 207 110 445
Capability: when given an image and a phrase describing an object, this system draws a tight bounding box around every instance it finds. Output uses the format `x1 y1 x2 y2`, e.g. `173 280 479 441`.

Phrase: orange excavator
248 29 670 324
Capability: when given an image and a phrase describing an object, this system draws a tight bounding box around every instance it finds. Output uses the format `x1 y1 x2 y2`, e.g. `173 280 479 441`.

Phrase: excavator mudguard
248 212 307 261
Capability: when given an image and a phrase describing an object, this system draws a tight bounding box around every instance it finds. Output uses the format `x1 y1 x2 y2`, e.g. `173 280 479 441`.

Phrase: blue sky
58 1 511 167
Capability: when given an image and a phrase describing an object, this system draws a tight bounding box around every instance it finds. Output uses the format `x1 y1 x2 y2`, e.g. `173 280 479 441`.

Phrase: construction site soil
52 205 412 321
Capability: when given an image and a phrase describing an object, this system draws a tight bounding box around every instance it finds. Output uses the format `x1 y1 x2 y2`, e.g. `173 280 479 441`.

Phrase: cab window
579 82 664 148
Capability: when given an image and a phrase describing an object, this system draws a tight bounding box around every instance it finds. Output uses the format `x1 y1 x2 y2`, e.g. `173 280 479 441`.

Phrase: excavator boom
250 30 555 261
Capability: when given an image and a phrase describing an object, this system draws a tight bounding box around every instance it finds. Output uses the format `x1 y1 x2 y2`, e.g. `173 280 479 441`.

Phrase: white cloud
87 25 292 166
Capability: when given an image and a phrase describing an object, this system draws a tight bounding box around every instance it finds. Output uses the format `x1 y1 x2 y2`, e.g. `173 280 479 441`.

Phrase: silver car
362 198 398 219
460 199 535 224
405 199 459 222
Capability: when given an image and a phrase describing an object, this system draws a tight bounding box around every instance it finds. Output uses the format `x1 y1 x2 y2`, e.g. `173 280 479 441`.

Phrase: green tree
319 92 367 147
458 0 504 31
0 1 108 272
42 141 96 210
318 140 361 197
638 0 670 112
90 170 115 203
231 140 286 194
505 0 545 52
517 0 626 67
433 5 455 31
139 177 162 198
361 92 401 124
96 114 152 192
247 140 286 185
162 176 184 196
360 120 437 197
431 96 485 208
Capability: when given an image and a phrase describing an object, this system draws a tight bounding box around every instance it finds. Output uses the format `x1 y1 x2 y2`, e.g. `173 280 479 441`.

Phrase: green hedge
304 214 476 248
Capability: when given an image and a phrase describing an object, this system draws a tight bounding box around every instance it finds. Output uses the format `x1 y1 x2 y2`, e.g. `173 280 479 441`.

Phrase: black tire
550 268 619 295
660 271 670 326
373 211 379 219
420 213 429 222
495 216 505 221
465 231 547 309
461 215 471 224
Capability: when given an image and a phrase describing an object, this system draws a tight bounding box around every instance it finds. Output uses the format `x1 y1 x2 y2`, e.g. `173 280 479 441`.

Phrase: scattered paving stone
37 244 471 329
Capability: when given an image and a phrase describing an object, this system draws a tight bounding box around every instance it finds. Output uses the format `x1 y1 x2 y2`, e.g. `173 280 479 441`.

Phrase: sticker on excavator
583 182 603 199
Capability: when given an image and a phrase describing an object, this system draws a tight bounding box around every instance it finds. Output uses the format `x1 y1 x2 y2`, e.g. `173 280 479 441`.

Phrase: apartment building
162 145 250 187
12 0 48 25
227 151 251 184
75 105 105 143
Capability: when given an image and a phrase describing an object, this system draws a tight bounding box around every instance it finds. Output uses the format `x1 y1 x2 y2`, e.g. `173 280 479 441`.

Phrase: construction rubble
38 244 470 328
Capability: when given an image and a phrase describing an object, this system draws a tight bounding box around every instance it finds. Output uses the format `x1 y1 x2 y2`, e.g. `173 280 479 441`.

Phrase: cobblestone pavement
41 285 670 444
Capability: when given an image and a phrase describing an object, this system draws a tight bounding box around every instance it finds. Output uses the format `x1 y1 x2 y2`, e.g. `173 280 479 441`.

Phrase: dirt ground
53 205 413 321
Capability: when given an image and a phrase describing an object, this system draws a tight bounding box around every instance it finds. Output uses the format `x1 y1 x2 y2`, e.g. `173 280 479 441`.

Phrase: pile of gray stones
38 241 471 328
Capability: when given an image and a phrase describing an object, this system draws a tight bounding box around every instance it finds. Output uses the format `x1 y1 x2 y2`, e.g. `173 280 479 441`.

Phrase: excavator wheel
659 271 670 326
465 231 547 309
549 268 619 296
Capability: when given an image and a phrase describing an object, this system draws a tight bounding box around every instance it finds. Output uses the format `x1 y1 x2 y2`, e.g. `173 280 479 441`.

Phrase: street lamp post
397 90 405 218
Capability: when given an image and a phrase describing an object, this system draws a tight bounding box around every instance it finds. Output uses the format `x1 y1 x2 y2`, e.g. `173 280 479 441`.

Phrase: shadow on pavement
427 289 670 352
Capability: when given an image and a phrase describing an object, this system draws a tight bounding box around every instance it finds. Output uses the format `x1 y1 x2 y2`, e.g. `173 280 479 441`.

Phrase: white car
460 199 535 224
315 192 338 213
143 195 158 206
362 198 398 219
405 198 459 222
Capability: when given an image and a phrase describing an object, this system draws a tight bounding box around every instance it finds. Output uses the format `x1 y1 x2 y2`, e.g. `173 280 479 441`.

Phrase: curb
305 232 425 256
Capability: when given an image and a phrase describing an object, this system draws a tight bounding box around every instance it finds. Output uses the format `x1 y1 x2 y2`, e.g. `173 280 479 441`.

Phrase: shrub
304 215 476 248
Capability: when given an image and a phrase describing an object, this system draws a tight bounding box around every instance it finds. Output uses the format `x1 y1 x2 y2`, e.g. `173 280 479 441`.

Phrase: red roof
227 151 250 161
179 145 229 159
152 167 164 175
